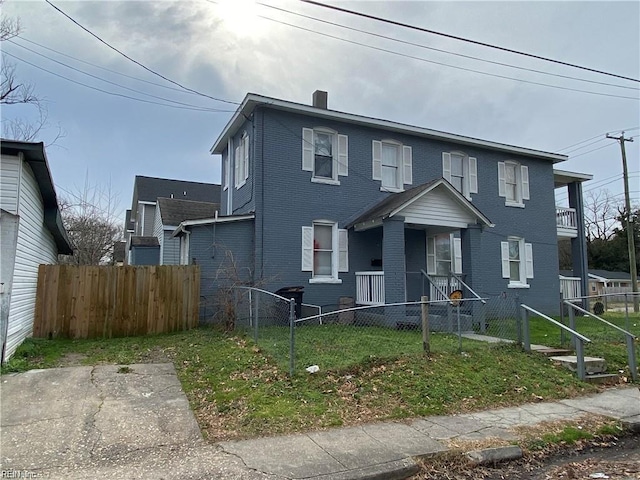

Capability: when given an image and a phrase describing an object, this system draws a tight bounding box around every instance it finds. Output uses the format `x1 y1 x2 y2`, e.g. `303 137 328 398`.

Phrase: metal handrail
449 271 486 304
563 300 638 382
521 304 591 343
520 303 591 381
233 285 291 302
420 269 451 302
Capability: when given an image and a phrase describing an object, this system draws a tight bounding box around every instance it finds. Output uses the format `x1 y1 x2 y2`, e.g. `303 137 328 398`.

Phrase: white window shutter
301 226 313 271
302 128 314 172
243 134 249 182
372 140 382 181
338 228 348 272
426 237 436 275
402 145 413 185
442 152 452 183
500 241 510 278
234 146 240 188
453 238 463 274
525 242 534 278
468 157 478 194
521 165 530 200
337 134 348 177
498 162 506 198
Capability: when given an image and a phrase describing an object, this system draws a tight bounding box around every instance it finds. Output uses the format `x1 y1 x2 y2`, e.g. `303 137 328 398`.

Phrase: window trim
235 132 249 189
498 161 529 208
302 221 348 283
501 236 534 288
442 151 477 200
372 139 412 191
302 127 348 184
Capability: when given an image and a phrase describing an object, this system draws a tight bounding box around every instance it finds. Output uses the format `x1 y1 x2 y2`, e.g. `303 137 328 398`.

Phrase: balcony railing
355 271 384 305
556 207 577 229
559 275 581 300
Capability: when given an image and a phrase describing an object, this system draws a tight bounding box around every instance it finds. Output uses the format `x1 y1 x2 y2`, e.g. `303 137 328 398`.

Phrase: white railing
559 275 581 300
355 271 385 305
556 207 577 229
428 275 461 302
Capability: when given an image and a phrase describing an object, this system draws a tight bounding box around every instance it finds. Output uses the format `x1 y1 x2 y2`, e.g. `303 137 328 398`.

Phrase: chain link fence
225 288 521 375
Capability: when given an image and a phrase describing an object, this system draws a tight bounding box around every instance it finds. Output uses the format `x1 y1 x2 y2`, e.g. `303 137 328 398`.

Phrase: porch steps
549 355 618 384
530 345 573 356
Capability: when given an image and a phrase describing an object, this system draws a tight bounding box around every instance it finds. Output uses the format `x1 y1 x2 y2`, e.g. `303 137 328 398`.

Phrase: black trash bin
275 286 304 319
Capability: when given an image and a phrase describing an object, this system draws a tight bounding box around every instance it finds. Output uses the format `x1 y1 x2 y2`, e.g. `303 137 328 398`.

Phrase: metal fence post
624 293 630 332
516 295 522 344
626 335 638 383
289 298 295 376
522 309 531 352
253 291 259 343
559 292 565 345
575 338 586 381
456 304 462 352
568 305 576 349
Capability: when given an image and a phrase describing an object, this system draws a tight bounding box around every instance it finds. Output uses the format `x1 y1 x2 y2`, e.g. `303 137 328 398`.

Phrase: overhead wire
45 0 240 106
3 51 234 112
556 127 639 152
6 40 233 111
298 0 640 83
255 1 637 92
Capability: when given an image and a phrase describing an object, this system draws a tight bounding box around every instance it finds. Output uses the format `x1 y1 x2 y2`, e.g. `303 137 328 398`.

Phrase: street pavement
1 363 638 479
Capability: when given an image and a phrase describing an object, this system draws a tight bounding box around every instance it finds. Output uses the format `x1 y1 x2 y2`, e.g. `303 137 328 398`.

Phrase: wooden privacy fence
34 265 200 339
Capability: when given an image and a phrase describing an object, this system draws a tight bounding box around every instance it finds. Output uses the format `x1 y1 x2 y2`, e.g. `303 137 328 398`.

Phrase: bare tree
1 1 63 143
59 177 123 265
583 189 621 242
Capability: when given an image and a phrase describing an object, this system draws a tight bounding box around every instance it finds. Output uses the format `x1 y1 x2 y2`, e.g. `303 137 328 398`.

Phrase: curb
465 445 523 466
309 458 420 480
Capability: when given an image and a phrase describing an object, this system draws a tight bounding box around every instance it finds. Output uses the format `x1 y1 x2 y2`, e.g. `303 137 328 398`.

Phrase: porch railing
355 271 385 305
556 207 577 229
559 275 581 300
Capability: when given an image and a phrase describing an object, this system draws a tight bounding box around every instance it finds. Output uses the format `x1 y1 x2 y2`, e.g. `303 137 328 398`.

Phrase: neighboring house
125 176 220 264
175 91 592 315
0 140 72 362
112 241 126 266
153 197 219 265
129 236 160 265
588 270 638 296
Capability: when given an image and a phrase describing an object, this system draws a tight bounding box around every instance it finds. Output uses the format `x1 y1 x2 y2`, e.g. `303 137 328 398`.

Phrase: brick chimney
312 90 328 109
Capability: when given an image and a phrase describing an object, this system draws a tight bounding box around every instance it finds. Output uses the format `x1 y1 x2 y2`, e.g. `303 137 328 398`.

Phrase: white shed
0 140 72 362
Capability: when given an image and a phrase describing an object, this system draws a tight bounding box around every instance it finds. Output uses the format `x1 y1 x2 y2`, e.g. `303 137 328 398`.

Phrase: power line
556 127 639 152
563 137 609 155
45 0 239 106
298 0 640 83
13 36 201 97
246 11 639 101
4 51 234 112
556 172 640 200
569 142 617 159
255 1 637 92
6 40 232 112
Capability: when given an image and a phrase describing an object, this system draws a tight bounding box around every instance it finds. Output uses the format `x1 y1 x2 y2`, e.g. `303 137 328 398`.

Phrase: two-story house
175 91 591 315
125 176 221 265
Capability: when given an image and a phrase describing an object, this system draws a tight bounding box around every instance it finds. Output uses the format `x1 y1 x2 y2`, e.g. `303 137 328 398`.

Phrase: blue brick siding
215 105 562 315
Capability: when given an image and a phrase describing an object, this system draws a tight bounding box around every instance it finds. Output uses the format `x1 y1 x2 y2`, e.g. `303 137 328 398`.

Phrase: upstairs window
498 161 529 207
442 152 477 199
501 237 533 287
372 140 412 191
302 221 348 283
234 132 249 189
302 128 348 184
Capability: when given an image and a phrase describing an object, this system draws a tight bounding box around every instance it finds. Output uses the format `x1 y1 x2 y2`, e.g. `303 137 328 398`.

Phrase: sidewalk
1 364 638 480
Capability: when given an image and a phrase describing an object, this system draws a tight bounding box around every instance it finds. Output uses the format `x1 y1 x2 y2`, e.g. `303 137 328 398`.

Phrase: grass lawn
2 327 599 442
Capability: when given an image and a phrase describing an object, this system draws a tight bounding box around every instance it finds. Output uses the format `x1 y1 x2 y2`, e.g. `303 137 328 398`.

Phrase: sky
2 0 639 225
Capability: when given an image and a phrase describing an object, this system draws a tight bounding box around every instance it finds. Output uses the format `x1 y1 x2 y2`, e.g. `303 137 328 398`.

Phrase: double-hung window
498 161 529 207
234 132 249 189
501 237 533 287
442 152 477 199
427 233 462 275
302 221 348 283
302 128 348 184
372 140 412 191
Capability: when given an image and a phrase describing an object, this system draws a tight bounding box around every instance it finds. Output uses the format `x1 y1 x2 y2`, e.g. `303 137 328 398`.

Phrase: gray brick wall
218 106 561 314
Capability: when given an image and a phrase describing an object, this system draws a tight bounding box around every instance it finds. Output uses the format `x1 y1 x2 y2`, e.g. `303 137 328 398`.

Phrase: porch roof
345 178 494 231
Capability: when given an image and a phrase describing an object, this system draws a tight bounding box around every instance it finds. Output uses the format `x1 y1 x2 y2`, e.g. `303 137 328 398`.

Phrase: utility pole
606 132 638 312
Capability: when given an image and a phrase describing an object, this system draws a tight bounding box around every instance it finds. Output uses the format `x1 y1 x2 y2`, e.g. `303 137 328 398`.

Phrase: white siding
153 204 164 264
1 154 21 214
5 161 57 360
400 187 476 228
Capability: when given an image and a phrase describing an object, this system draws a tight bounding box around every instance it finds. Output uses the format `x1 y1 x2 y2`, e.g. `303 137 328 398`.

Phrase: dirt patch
57 352 89 367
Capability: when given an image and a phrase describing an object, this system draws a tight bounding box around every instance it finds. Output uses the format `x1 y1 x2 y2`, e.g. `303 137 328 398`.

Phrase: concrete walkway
1 364 639 480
